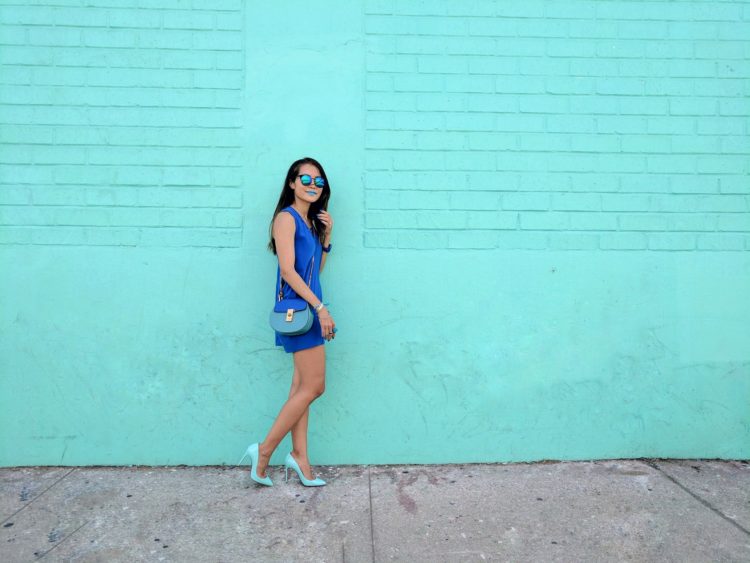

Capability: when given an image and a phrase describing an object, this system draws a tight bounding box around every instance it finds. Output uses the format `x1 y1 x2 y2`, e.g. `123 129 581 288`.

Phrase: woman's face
290 163 324 204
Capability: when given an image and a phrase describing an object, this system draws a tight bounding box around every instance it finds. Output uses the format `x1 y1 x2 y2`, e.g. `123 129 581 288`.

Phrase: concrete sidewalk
1 459 748 562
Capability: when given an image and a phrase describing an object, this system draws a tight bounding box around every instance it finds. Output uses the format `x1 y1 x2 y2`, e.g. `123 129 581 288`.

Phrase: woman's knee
293 346 326 400
298 375 325 401
306 378 325 400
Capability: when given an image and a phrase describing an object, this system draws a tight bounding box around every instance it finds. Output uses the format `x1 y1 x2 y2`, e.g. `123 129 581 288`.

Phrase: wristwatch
322 243 332 253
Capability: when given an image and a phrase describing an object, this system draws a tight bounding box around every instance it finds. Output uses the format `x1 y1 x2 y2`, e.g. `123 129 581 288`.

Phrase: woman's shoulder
273 208 296 231
277 206 296 218
279 206 301 220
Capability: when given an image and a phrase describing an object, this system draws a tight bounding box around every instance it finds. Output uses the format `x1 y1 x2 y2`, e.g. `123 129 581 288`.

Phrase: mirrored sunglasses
298 174 326 188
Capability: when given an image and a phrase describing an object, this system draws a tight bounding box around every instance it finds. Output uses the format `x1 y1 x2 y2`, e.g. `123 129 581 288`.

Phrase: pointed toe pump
284 452 326 487
238 442 273 487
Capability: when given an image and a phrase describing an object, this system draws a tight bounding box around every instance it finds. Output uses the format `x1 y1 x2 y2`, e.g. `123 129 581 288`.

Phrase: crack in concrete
1 468 77 526
35 519 89 560
646 461 750 537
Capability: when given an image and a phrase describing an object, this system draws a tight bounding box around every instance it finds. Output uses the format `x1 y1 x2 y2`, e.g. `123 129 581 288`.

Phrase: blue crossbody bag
269 255 314 336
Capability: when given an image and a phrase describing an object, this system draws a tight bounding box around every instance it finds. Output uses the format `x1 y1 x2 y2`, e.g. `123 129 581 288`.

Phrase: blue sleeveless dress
274 206 326 353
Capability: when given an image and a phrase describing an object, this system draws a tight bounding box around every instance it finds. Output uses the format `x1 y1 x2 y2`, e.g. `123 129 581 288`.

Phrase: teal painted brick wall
363 0 750 251
1 1 748 466
0 1 244 247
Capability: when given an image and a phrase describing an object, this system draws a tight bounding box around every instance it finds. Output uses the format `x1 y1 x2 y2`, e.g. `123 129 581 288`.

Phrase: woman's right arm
274 212 336 339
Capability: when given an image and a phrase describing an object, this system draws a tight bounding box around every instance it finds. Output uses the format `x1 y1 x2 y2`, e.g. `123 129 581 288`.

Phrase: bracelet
322 242 332 253
314 302 324 313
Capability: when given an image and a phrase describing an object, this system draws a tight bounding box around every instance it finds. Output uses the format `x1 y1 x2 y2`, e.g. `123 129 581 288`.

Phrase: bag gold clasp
286 308 294 322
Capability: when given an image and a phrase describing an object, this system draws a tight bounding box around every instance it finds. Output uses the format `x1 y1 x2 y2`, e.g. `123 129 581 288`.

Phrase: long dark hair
268 157 331 254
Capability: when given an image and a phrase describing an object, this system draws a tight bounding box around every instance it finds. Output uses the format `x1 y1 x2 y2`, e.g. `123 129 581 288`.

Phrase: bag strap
277 254 315 302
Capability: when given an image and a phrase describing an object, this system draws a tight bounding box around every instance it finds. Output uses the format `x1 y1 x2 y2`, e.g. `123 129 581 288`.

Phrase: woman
238 157 336 487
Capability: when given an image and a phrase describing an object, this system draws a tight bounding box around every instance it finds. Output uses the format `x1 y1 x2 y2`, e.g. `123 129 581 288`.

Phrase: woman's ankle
258 441 273 459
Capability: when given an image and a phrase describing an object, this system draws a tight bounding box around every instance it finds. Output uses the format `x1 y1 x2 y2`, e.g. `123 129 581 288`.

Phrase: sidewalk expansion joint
646 461 750 537
367 466 376 563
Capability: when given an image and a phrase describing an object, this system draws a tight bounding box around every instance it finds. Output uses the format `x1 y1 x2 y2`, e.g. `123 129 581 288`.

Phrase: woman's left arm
317 209 334 273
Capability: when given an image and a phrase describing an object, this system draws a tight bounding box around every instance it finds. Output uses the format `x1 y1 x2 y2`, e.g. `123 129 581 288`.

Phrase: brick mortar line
0 126 244 130
1 164 245 167
0 48 244 54
361 226 750 229
360 150 750 154
363 189 747 193
0 189 244 195
0 226 243 230
0 204 243 208
0 105 244 110
363 20 747 27
0 243 243 247
0 27 241 32
0 4 241 13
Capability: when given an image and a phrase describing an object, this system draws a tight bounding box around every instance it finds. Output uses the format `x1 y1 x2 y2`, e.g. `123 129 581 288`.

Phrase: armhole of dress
275 210 297 279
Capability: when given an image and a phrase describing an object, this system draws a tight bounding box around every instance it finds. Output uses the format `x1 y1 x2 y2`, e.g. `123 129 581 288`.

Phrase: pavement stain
614 469 650 476
380 467 448 515
303 485 324 512
604 462 652 477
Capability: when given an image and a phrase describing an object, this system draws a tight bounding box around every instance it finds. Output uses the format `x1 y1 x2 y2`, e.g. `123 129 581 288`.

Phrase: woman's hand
317 209 334 239
318 306 336 341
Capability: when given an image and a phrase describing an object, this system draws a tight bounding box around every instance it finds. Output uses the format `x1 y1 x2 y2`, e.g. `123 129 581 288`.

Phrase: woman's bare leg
288 366 314 479
256 345 325 477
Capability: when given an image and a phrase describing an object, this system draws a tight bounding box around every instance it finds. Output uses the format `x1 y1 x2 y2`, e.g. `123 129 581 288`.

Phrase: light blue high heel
237 443 273 486
284 452 326 487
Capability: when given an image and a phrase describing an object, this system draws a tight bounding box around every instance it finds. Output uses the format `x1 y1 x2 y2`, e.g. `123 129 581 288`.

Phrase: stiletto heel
284 452 326 487
238 442 273 487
